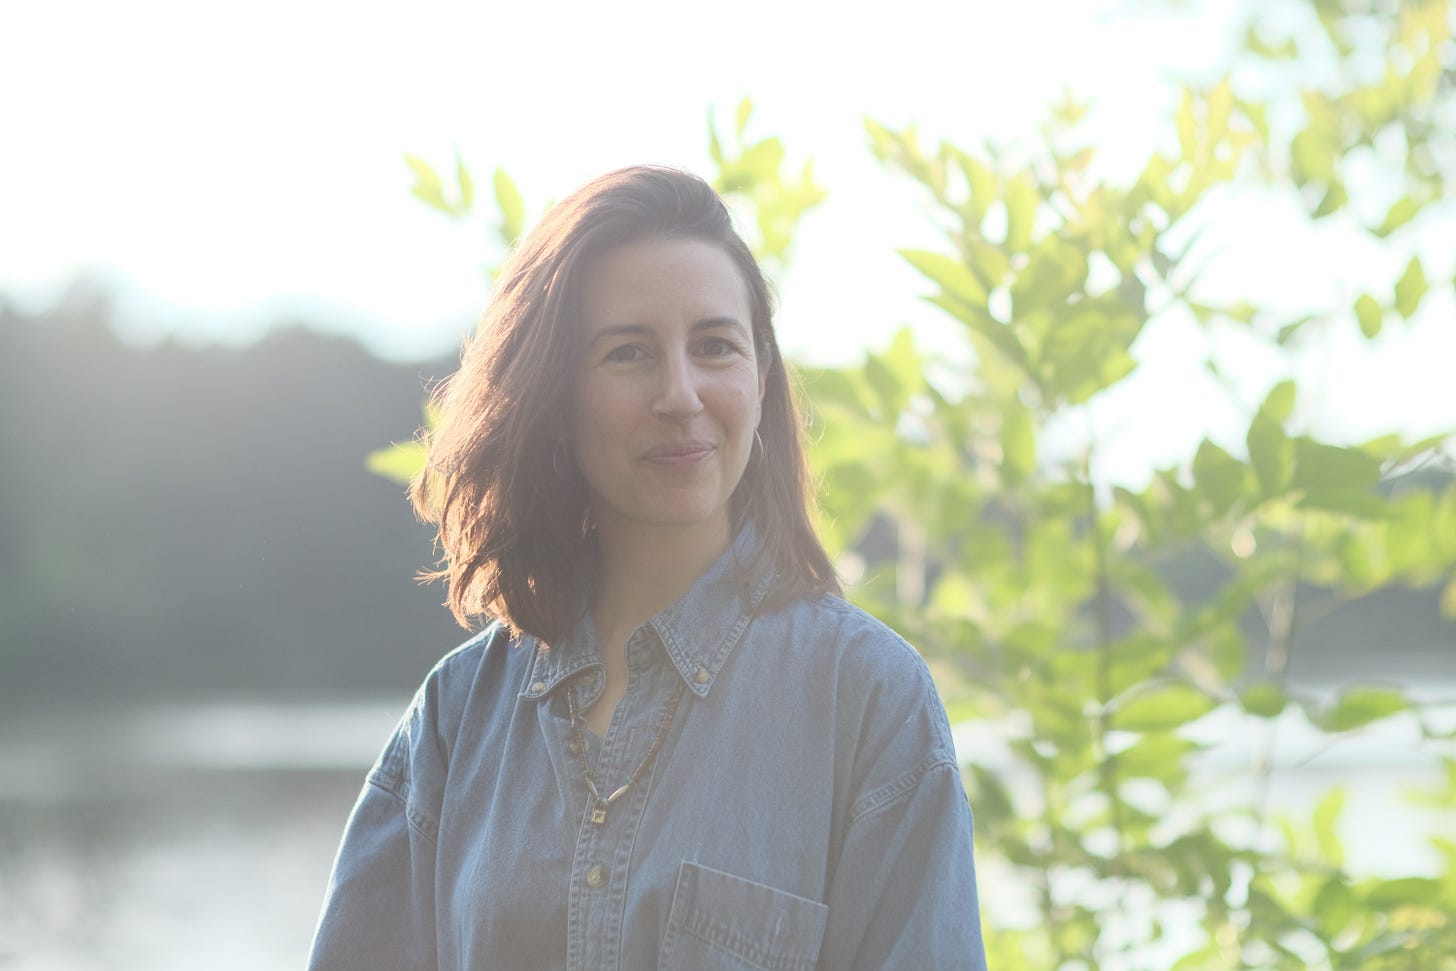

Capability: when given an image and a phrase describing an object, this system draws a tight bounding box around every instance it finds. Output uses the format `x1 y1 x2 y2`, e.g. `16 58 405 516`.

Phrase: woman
309 166 987 969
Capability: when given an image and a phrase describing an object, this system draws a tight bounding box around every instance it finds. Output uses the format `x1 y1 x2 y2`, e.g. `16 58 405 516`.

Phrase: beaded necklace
564 677 687 825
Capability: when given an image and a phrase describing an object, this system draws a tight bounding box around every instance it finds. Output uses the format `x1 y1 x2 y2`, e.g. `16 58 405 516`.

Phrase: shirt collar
522 523 773 701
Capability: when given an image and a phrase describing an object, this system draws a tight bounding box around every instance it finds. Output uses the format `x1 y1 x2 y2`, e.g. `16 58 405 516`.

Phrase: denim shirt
308 529 987 970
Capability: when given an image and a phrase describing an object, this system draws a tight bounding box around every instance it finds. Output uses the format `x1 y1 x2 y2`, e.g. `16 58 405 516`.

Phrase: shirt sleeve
306 682 448 971
817 622 989 971
819 753 987 970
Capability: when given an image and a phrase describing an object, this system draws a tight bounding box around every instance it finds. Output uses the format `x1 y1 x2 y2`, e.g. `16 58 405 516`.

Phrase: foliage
803 1 1456 968
397 97 824 283
386 2 1456 966
706 98 828 275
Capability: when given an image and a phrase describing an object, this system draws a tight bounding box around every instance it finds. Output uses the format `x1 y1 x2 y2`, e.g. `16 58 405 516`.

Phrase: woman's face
569 237 766 548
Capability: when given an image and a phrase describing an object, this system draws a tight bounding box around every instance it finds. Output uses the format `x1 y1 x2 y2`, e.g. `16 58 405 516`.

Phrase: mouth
641 441 716 465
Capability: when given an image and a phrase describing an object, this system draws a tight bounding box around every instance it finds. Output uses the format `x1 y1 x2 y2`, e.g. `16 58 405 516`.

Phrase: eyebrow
587 317 750 347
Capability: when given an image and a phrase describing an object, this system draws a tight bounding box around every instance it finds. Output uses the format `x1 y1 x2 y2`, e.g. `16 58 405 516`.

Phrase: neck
590 515 733 638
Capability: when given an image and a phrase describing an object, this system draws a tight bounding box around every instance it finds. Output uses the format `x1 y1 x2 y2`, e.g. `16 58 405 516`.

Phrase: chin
625 493 733 532
642 505 727 529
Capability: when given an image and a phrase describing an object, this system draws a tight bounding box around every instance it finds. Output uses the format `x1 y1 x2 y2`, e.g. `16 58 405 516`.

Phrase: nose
651 351 703 421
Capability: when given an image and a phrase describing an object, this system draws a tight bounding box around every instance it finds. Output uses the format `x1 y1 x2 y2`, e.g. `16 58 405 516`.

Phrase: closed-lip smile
642 441 715 464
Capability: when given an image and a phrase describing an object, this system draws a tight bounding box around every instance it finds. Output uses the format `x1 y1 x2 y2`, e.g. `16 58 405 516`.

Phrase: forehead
578 237 751 330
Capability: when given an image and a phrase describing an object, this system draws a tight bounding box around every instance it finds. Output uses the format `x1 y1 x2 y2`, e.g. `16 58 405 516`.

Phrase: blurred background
3 0 1454 967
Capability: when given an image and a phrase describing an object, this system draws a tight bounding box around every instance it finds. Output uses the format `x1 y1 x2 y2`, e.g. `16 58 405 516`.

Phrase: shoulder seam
365 774 439 846
847 751 960 828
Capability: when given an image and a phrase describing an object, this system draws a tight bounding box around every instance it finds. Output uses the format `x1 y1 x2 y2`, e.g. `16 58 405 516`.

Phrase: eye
698 336 738 358
603 344 646 363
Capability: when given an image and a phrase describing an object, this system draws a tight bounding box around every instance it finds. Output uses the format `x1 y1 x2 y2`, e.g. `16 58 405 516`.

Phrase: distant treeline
2 293 1451 709
1 293 465 707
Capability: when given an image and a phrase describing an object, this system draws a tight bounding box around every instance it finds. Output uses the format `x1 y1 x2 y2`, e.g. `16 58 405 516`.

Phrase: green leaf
1394 256 1427 318
1003 172 1039 252
965 764 1016 825
881 326 922 392
1297 489 1390 518
1373 195 1421 237
1321 687 1408 732
1237 96 1270 140
1247 412 1293 498
707 111 725 165
1171 945 1224 971
1355 293 1384 338
803 366 871 416
925 294 1028 370
962 237 1011 293
1291 129 1337 186
1192 439 1244 513
1239 681 1286 718
1208 624 1247 683
900 248 988 307
404 153 448 213
738 138 787 184
1049 88 1091 127
863 118 895 162
1292 438 1383 506
1311 182 1347 218
454 149 475 214
1259 380 1296 424
862 356 902 415
1366 876 1441 908
929 571 978 618
366 441 427 485
1038 308 1140 403
955 152 998 228
1116 731 1200 778
734 96 754 137
1112 683 1216 732
1011 234 1089 314
1106 634 1178 697
1313 876 1356 935
1275 313 1317 345
1244 24 1299 60
493 168 525 244
863 330 921 416
1001 405 1035 482
1176 88 1198 161
1312 786 1345 866
1206 78 1233 144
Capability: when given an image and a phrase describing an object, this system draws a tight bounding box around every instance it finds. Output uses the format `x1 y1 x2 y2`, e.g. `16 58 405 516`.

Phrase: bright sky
4 0 1452 484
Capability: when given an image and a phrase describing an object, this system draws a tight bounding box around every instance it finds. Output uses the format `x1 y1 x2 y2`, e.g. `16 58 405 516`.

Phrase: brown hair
411 165 839 641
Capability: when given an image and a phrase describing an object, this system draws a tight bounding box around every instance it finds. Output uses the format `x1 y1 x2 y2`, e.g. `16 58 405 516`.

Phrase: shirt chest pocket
658 862 829 971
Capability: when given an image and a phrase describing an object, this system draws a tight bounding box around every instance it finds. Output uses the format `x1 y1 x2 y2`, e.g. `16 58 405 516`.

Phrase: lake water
1 691 1452 969
0 700 398 970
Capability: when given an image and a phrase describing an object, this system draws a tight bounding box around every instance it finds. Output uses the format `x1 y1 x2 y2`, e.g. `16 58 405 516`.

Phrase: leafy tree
383 1 1456 962
807 1 1456 967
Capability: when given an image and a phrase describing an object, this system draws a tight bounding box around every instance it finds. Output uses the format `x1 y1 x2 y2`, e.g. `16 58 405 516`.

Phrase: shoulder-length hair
411 165 839 642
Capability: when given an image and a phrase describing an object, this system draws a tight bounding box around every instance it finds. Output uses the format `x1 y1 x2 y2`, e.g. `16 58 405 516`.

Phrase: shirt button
569 736 585 755
586 864 606 889
530 680 547 693
693 667 710 684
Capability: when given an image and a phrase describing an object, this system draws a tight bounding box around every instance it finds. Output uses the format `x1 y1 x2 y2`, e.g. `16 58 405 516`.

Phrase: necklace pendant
589 802 607 825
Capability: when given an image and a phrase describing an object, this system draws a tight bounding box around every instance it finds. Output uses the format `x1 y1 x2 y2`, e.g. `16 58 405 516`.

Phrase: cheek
570 379 637 451
728 367 764 417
